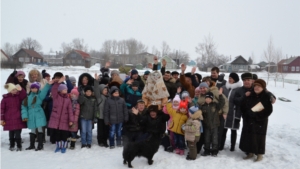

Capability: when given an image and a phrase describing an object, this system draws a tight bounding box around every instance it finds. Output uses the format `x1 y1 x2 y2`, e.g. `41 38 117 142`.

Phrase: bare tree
151 46 161 58
250 52 256 64
169 50 190 65
111 40 118 54
118 40 127 54
19 37 42 52
61 42 73 53
161 41 171 57
2 42 20 57
72 38 88 52
195 34 219 68
101 40 113 54
263 37 276 85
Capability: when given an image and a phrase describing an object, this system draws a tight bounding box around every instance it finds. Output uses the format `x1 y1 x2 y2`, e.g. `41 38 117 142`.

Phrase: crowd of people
1 57 275 164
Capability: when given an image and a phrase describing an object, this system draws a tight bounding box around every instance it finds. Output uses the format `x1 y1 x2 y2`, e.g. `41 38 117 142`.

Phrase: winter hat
84 85 93 92
15 71 26 77
254 79 266 90
241 72 253 80
58 84 68 92
110 86 119 95
4 83 17 93
205 92 214 100
184 72 192 78
131 81 139 87
252 74 258 80
137 99 145 104
30 82 41 89
70 87 80 97
199 82 209 89
110 70 120 76
53 72 63 78
195 87 200 92
69 76 76 83
178 100 188 110
171 71 179 75
173 95 181 103
144 70 150 75
188 106 199 115
229 72 239 82
148 105 159 113
181 91 190 99
131 69 138 75
195 73 202 81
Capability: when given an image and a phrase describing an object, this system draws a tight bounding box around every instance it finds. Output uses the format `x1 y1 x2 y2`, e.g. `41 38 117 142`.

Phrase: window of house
19 57 24 62
296 66 300 71
291 66 295 71
78 60 82 64
72 60 76 64
283 66 288 71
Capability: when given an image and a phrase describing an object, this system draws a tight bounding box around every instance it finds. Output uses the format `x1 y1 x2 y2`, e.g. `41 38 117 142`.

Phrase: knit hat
184 72 192 78
181 91 190 99
148 105 159 113
137 99 145 104
178 100 188 110
205 92 214 100
69 76 76 83
144 70 150 75
30 82 41 89
15 71 26 77
195 87 200 92
173 95 181 103
188 106 199 114
110 70 120 76
241 72 253 80
254 79 266 90
110 86 119 95
171 71 179 75
229 72 239 82
199 82 209 89
4 83 17 93
58 84 68 92
43 73 50 78
131 69 138 75
70 87 80 97
131 81 139 87
253 74 258 80
84 85 93 92
53 72 63 78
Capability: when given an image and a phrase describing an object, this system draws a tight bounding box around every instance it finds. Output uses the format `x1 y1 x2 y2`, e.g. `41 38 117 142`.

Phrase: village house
63 49 91 68
218 55 248 72
12 48 44 64
278 56 300 73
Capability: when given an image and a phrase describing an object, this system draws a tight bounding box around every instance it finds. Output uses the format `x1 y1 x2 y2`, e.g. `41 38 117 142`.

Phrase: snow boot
54 141 61 153
35 133 44 151
70 138 76 150
230 132 236 151
9 138 15 151
42 127 46 143
255 154 263 162
16 138 22 151
211 150 218 157
175 148 180 154
61 141 67 153
179 149 184 155
243 153 254 160
201 149 211 156
26 133 36 150
81 144 87 148
87 144 91 148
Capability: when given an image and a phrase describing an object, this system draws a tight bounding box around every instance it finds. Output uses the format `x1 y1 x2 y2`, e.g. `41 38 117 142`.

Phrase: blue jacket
121 83 142 109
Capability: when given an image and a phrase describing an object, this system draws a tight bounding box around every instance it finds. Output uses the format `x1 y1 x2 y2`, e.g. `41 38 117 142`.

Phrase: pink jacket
1 89 27 131
69 103 80 132
48 83 74 131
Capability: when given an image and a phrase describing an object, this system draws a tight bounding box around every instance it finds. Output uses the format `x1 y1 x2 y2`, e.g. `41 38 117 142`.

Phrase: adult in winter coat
179 64 195 98
6 70 28 90
26 69 48 94
21 81 51 151
78 73 94 95
220 73 242 151
210 67 227 89
1 84 27 151
48 77 74 153
240 79 273 162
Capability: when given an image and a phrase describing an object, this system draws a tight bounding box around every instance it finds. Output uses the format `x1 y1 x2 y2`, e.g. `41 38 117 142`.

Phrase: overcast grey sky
1 0 300 62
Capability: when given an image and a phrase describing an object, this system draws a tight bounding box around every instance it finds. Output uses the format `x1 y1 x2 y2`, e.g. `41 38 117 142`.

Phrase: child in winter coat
104 86 128 149
1 84 27 151
21 81 51 151
69 87 80 150
163 96 189 155
94 73 109 147
121 81 142 109
200 90 225 157
78 85 97 148
48 77 74 153
184 106 203 160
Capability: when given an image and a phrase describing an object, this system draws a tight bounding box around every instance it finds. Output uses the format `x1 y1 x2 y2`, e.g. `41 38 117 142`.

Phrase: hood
190 110 203 120
169 77 176 83
28 69 43 82
225 81 242 90
99 84 108 93
78 73 94 87
210 86 218 92
110 86 119 95
111 76 123 85
108 81 121 89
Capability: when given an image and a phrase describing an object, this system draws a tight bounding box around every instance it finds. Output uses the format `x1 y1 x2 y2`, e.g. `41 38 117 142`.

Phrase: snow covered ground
1 65 300 169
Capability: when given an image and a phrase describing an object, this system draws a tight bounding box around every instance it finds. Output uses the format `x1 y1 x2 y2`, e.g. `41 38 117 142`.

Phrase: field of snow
1 65 300 169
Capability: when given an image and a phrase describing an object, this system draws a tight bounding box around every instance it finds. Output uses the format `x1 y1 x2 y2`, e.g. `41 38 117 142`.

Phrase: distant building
110 52 157 68
219 55 248 72
12 48 44 64
265 62 277 73
159 56 177 69
278 56 300 73
63 49 91 68
1 49 9 62
188 60 197 66
257 61 268 69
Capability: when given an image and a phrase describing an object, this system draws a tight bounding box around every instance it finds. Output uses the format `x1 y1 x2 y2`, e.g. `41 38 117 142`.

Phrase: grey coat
222 81 243 130
104 86 128 125
78 95 96 120
94 80 109 119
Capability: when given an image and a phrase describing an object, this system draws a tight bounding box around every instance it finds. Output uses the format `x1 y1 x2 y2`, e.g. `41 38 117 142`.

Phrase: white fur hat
4 83 17 93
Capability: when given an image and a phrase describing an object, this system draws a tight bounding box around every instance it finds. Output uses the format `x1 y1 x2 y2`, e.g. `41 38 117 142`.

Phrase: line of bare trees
2 37 43 57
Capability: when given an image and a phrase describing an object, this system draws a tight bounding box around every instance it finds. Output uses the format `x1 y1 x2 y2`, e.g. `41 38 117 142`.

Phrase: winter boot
230 132 237 151
70 138 76 150
61 141 67 153
201 149 211 156
55 141 61 153
26 133 36 150
219 136 226 151
16 138 22 151
243 153 254 160
9 138 15 151
255 154 263 162
166 146 174 152
211 150 218 157
175 148 180 154
35 133 44 151
42 127 46 143
179 149 184 155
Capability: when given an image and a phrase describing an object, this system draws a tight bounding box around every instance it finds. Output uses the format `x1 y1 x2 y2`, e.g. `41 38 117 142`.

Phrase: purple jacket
69 103 80 132
48 83 74 131
1 89 27 131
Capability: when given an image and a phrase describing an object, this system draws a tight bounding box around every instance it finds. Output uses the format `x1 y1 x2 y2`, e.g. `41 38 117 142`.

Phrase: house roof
278 56 299 65
159 56 176 63
227 55 248 64
74 50 90 59
14 48 43 59
1 49 9 59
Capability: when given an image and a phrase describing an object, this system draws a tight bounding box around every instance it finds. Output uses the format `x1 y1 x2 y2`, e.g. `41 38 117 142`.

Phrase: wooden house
278 56 300 73
1 49 9 62
219 55 249 72
63 49 91 68
12 48 44 64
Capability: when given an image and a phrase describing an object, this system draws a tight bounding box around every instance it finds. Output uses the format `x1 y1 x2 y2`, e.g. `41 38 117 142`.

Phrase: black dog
123 133 161 168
